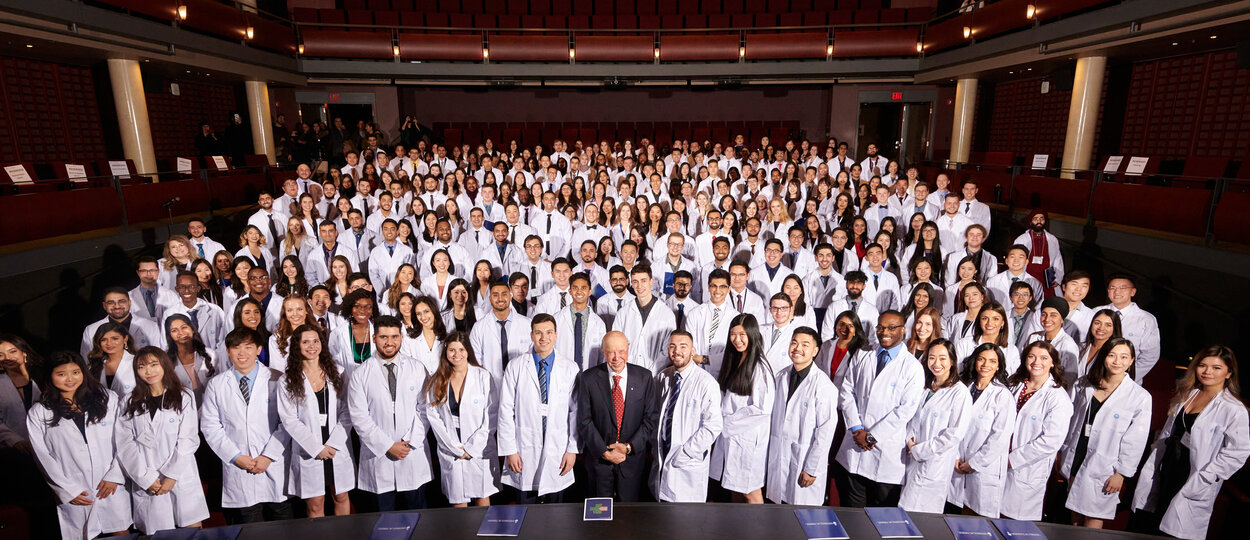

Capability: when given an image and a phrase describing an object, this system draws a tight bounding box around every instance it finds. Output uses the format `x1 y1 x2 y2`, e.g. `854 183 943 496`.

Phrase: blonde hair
162 235 199 270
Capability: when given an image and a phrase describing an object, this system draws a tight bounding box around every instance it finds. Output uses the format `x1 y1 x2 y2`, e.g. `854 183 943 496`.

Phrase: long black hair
832 310 869 355
717 314 771 396
1084 337 1138 389
124 347 186 417
960 342 1010 388
163 313 215 378
38 351 109 427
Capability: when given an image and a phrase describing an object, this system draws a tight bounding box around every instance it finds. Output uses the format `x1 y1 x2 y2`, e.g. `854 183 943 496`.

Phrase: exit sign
328 93 341 102
891 92 904 101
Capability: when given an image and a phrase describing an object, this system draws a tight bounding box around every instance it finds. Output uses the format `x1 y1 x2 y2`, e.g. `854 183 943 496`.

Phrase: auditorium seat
1213 191 1250 245
1093 182 1212 236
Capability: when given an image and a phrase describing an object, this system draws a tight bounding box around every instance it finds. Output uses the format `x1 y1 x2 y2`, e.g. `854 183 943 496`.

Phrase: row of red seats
297 8 931 29
434 120 800 151
332 0 904 16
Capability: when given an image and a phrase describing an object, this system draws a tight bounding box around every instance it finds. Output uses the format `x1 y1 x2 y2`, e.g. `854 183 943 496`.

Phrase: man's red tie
612 374 624 443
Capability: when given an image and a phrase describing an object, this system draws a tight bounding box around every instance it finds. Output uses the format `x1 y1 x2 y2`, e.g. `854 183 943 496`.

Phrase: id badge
451 416 461 429
1181 431 1193 448
318 413 330 427
137 429 157 448
1032 256 1044 265
1083 423 1092 437
538 403 550 418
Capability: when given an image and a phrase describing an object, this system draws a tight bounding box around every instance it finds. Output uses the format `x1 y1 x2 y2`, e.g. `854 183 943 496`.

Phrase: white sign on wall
1125 156 1150 176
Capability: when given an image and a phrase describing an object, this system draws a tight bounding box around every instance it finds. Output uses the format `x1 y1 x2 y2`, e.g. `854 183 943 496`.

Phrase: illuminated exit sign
891 92 904 101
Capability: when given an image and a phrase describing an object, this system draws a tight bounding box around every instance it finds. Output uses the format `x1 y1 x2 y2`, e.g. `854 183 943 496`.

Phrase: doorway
857 101 933 169
327 103 375 145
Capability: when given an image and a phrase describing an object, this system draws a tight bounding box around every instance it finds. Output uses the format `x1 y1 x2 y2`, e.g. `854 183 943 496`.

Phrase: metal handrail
291 21 925 33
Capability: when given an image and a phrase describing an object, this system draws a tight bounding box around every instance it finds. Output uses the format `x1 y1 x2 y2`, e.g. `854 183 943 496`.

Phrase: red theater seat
1093 183 1212 236
122 178 211 224
1011 175 1091 217
1214 191 1250 245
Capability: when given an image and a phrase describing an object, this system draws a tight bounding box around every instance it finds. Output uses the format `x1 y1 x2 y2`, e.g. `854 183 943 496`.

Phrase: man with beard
1013 209 1064 298
595 265 635 330
821 271 880 346
858 143 890 183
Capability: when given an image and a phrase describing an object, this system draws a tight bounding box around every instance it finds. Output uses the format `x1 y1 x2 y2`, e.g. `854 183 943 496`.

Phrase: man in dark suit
578 331 659 501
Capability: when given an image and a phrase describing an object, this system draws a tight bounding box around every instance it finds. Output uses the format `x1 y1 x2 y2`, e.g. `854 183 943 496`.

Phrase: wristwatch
625 442 633 455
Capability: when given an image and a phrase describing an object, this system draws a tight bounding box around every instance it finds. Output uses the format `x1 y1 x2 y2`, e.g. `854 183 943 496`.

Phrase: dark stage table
230 503 1159 539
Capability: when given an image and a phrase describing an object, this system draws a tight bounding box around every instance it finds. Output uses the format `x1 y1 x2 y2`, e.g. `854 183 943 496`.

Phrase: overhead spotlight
963 26 972 39
245 26 254 40
177 5 187 21
1026 4 1036 19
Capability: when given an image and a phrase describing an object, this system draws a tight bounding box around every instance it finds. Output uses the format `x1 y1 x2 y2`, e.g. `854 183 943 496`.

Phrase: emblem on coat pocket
170 418 177 423
1030 415 1037 420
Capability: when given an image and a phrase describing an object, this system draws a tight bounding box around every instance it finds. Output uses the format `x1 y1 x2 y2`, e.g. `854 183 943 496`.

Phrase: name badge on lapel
137 429 158 448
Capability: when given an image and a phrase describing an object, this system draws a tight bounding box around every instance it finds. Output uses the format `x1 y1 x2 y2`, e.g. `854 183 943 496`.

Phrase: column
1060 55 1107 178
245 80 277 165
106 58 157 177
949 77 977 165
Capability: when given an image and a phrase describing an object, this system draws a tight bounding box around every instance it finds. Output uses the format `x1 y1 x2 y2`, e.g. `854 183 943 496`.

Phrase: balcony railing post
1204 177 1227 246
1085 171 1101 227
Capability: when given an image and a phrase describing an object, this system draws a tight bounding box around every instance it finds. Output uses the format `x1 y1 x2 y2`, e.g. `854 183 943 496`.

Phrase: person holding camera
834 310 925 507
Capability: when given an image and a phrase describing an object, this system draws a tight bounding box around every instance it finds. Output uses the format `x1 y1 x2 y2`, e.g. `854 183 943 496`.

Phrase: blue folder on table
369 512 421 540
992 519 1049 540
864 507 922 538
945 516 1000 540
477 505 526 536
794 508 849 540
194 525 242 540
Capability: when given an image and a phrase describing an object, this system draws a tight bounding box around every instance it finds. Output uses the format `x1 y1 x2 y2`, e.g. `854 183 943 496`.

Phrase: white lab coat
747 263 795 300
114 390 209 534
403 333 442 376
27 394 132 540
346 355 433 494
425 365 501 504
80 316 164 361
803 269 845 310
129 285 180 323
1000 377 1074 520
955 337 1020 376
1060 377 1152 519
199 368 289 508
899 382 972 513
761 322 799 375
710 365 775 493
163 300 227 349
1132 389 1250 540
766 364 838 505
835 348 926 485
947 382 1017 517
328 323 371 381
496 352 581 496
102 352 137 400
1014 230 1065 292
613 298 678 373
469 311 533 381
651 364 723 502
367 242 414 292
276 371 356 497
1092 302 1160 383
554 306 607 372
684 301 739 379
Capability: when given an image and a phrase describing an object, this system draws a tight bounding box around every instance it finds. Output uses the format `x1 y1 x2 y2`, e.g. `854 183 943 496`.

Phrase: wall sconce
654 47 660 59
177 5 187 21
482 48 489 59
569 48 576 59
298 43 304 55
1026 4 1036 19
962 26 972 39
826 44 834 55
916 41 924 52
246 26 254 40
739 46 745 58
393 45 400 56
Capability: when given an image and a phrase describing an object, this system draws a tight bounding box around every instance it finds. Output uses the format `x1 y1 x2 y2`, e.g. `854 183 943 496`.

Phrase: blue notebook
864 507 922 538
194 525 242 540
369 512 421 540
991 519 1049 540
477 505 527 536
152 529 199 540
584 497 614 521
945 516 1000 540
794 508 850 540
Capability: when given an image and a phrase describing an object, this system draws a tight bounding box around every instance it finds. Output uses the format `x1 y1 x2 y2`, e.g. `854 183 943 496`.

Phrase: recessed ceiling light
1210 35 1218 39
1008 71 1014 74
1171 42 1178 46
1027 68 1032 71
25 44 33 48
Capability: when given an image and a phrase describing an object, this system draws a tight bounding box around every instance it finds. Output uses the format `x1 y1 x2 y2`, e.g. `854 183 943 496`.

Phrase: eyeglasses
877 325 905 331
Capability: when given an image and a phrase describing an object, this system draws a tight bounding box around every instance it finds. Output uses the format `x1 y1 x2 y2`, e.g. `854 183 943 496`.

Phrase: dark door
857 102 904 167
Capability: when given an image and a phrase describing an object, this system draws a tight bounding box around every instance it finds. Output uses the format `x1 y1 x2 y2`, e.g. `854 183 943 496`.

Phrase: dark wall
146 79 240 158
397 85 832 142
